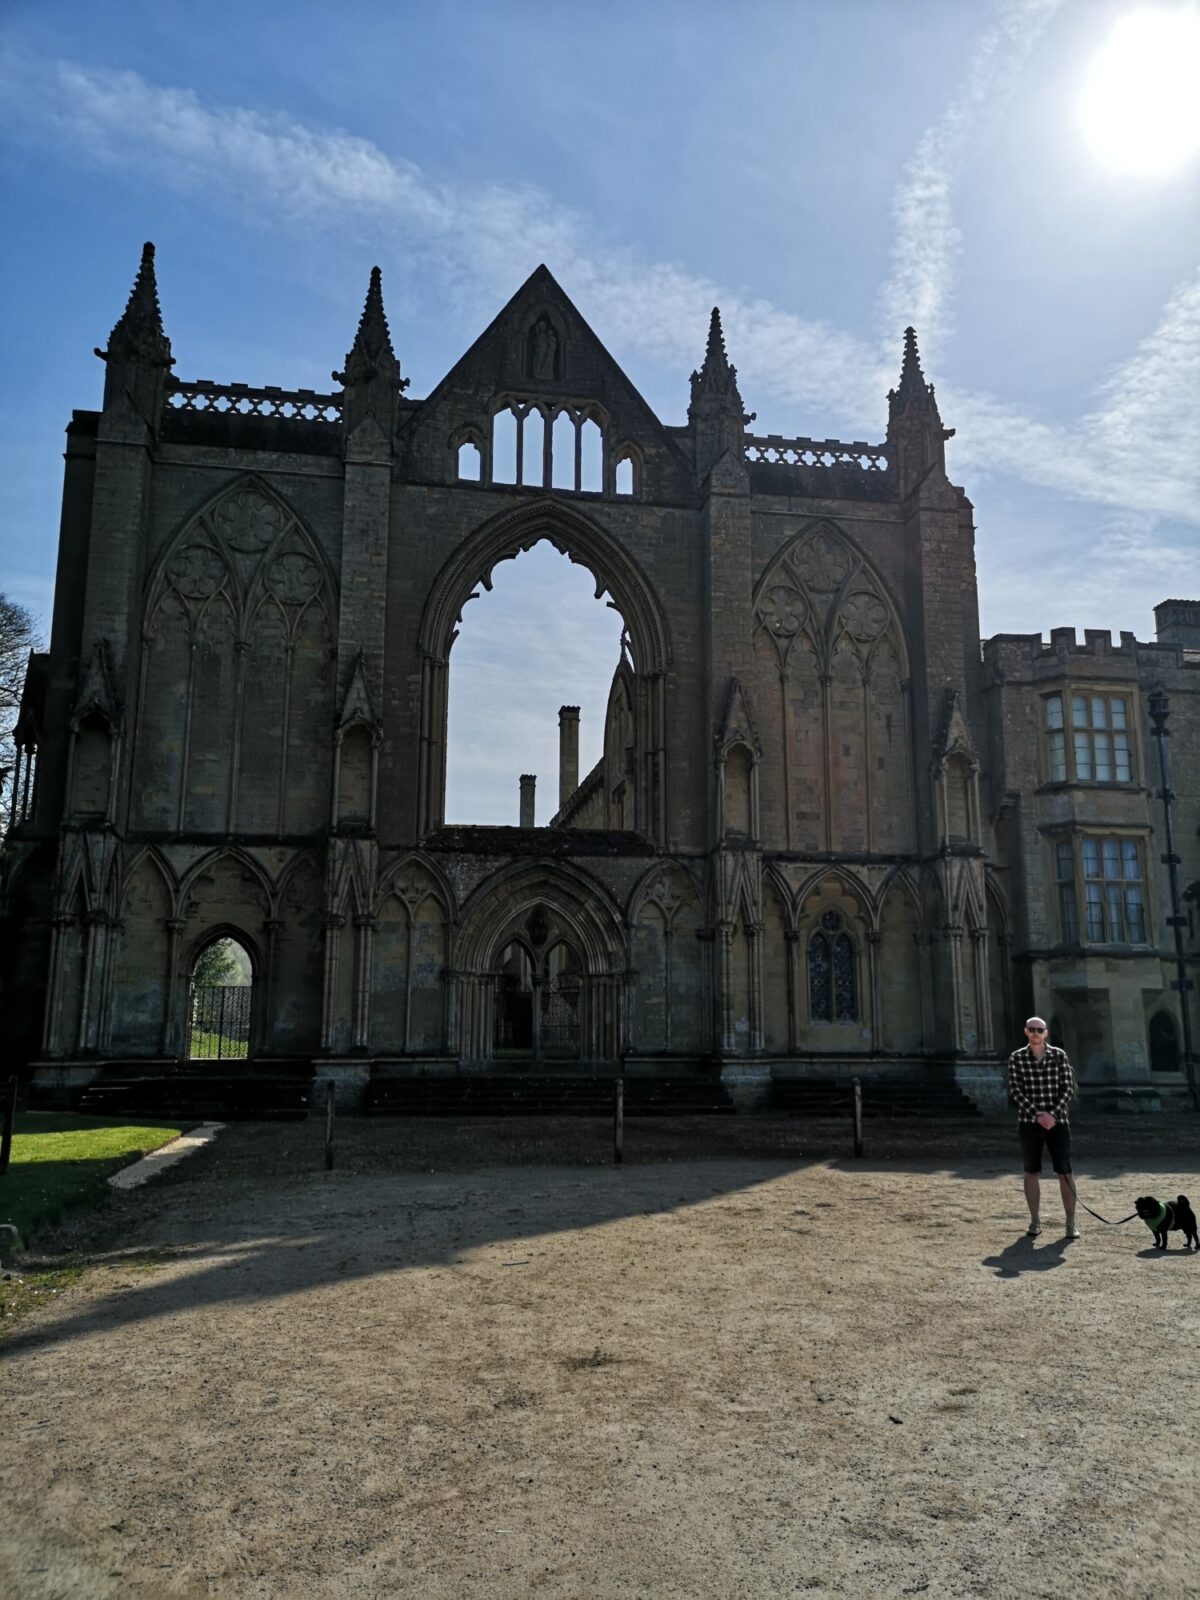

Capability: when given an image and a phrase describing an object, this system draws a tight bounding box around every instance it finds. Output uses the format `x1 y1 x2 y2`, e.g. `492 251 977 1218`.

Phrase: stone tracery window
808 909 857 1022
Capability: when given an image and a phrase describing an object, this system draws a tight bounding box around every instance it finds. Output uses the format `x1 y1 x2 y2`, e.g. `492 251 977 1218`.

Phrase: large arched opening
419 501 670 842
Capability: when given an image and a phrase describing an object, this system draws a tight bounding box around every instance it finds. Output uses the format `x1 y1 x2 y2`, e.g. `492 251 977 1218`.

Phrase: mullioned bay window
1044 692 1133 784
1055 833 1147 945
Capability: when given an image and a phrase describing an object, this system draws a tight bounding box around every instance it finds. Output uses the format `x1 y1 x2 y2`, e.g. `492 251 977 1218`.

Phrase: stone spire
888 326 941 423
691 307 744 407
688 307 753 484
334 266 408 439
95 241 173 424
885 325 954 492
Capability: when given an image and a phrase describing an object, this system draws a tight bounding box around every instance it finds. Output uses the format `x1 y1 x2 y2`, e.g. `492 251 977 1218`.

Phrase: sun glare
1079 5 1200 176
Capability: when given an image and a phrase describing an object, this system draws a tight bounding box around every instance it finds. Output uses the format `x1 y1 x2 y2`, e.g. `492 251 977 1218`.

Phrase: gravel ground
2 1111 1198 1599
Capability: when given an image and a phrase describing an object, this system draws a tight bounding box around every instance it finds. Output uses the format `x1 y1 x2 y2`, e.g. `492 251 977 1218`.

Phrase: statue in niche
528 317 560 381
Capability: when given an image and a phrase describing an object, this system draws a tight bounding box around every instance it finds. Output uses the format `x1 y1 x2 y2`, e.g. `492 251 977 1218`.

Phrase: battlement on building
983 608 1200 677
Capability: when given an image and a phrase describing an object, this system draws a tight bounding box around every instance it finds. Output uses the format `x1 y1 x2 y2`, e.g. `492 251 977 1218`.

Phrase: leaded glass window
832 933 857 1020
809 911 858 1022
809 933 831 1021
1070 833 1146 943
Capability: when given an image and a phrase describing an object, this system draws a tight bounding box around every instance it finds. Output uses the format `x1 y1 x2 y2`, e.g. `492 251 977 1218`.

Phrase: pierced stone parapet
166 378 343 424
744 433 889 472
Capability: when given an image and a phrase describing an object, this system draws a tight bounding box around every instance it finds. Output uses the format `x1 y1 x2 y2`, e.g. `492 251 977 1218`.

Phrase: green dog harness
1142 1201 1172 1233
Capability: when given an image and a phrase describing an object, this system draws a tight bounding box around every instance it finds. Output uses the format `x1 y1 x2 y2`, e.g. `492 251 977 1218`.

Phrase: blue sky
1 1 1198 822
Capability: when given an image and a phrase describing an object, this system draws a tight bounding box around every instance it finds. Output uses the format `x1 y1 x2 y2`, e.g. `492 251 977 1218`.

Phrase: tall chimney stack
558 706 580 808
519 773 536 829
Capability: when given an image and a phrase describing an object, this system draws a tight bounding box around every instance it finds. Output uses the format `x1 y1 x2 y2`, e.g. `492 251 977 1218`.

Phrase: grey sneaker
1065 1219 1081 1239
1026 1220 1043 1238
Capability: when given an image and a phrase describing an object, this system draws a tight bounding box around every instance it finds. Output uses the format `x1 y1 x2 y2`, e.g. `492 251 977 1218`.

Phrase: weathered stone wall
5 252 1194 1102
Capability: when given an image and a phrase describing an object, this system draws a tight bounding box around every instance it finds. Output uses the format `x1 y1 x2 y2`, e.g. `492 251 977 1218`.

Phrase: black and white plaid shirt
1007 1043 1075 1124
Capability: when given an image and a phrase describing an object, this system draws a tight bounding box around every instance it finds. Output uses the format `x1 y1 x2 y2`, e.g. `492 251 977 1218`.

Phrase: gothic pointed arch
376 851 457 920
138 475 337 834
752 518 912 853
421 499 668 673
417 500 670 840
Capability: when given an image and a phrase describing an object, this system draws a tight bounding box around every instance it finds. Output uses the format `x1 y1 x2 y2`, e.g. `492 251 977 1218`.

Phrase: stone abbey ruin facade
5 245 1198 1110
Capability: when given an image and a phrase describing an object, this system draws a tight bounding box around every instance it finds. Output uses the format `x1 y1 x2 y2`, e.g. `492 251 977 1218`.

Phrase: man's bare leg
1058 1172 1077 1229
1023 1173 1040 1226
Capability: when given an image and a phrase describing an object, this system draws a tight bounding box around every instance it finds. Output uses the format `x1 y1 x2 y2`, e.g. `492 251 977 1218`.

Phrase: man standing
1007 1017 1079 1239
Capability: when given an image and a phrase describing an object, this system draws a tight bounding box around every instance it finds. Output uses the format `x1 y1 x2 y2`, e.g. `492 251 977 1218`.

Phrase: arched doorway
1149 1010 1180 1074
490 936 583 1061
188 935 253 1061
457 866 626 1065
493 941 534 1055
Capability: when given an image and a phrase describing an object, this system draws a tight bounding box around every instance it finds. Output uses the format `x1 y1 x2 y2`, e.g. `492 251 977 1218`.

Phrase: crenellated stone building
4 244 1197 1110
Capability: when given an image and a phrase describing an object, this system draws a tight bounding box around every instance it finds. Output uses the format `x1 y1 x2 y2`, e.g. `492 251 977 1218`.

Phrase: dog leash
1064 1176 1138 1227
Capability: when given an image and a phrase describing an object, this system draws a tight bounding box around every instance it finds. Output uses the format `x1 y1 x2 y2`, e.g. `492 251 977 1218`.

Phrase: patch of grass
0 1113 185 1244
186 1031 247 1060
0 1255 87 1340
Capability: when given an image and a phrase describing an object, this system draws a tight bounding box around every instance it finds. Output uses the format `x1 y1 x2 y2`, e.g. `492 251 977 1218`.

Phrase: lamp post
1147 686 1198 1110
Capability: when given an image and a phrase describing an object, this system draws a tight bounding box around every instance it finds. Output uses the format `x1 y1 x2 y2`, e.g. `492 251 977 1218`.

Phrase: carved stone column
352 914 375 1052
320 913 345 1052
868 928 883 1052
718 920 735 1054
748 921 764 1053
947 925 966 1053
163 917 185 1057
784 928 799 1052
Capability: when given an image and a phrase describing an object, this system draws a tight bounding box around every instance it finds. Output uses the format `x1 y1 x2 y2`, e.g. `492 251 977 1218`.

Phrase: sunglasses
1025 1027 1046 1034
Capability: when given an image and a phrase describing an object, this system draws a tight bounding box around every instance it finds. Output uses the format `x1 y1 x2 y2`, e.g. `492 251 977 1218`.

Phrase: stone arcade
4 246 1197 1110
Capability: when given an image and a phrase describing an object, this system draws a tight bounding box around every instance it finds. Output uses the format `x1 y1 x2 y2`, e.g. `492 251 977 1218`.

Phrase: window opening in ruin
487 404 610 495
445 540 628 827
492 409 518 485
457 440 482 482
614 455 635 496
188 935 253 1060
551 411 575 491
521 407 546 487
580 417 603 492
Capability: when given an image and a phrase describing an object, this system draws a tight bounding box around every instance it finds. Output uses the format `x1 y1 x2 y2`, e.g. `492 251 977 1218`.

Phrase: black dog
1134 1194 1200 1251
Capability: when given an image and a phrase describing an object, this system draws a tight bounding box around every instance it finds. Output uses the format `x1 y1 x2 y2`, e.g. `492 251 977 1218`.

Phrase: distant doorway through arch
492 936 584 1062
188 935 253 1060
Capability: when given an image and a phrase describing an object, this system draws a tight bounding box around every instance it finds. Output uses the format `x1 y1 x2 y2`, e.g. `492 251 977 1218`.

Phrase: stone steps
364 1074 736 1118
773 1076 982 1119
77 1075 311 1121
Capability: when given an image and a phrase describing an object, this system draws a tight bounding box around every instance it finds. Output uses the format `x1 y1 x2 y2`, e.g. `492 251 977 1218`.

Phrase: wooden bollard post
324 1080 335 1172
0 1076 17 1175
852 1076 864 1159
614 1075 624 1166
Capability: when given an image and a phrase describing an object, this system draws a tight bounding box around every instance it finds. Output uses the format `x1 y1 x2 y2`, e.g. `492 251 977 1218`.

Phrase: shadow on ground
7 1110 1197 1358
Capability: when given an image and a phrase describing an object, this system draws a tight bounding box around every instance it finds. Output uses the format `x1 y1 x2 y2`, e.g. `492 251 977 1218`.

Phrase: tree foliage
0 594 40 813
193 938 251 988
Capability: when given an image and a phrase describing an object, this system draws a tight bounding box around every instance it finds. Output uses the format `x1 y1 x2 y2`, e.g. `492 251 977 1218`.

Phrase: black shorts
1019 1121 1072 1175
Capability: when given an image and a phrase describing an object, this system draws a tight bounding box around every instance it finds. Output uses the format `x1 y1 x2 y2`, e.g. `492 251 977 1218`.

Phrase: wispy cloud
1 33 1197 539
879 0 1066 365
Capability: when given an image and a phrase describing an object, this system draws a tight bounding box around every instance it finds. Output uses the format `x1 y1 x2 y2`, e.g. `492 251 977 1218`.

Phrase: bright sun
1079 5 1200 176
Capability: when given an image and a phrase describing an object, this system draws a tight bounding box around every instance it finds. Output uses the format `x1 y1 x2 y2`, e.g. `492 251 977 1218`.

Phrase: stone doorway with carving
455 866 626 1069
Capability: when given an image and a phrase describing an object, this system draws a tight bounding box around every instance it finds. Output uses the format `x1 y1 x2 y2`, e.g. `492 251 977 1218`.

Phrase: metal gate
541 980 581 1058
189 984 251 1060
